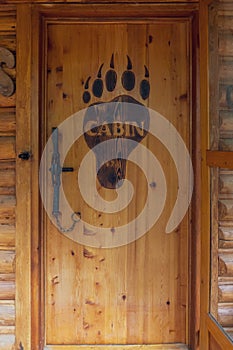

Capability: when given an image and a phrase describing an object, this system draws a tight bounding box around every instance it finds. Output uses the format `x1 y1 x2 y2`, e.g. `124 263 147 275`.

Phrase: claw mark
140 65 150 100
92 63 104 98
106 53 117 92
83 76 91 103
121 55 135 91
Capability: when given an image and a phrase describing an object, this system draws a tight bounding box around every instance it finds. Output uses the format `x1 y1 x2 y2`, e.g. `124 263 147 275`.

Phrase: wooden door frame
200 0 233 349
15 3 200 350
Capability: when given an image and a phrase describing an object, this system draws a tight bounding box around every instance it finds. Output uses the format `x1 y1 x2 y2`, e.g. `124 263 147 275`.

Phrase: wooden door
38 6 197 349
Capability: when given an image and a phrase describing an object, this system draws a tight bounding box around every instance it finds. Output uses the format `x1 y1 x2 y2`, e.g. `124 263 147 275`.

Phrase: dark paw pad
82 54 150 104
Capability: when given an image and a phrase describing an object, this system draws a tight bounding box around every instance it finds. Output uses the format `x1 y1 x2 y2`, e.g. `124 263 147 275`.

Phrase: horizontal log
218 303 233 327
220 111 233 141
0 251 15 274
219 199 233 221
0 301 15 327
219 33 233 56
0 137 15 161
219 251 233 276
0 196 15 208
0 213 15 226
0 35 16 52
219 276 233 285
0 273 14 282
0 334 15 350
0 189 14 197
219 172 233 195
0 281 15 300
219 84 233 110
219 58 233 83
0 232 15 250
0 196 15 225
0 14 16 33
0 162 15 196
219 239 233 248
218 15 233 31
219 138 233 152
219 227 233 241
0 109 15 136
0 325 15 335
206 150 233 168
219 284 233 302
0 94 15 108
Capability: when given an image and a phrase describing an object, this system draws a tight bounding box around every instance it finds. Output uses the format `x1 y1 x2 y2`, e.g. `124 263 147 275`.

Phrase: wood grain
206 151 233 169
0 251 15 274
0 334 15 350
15 5 31 350
44 13 192 347
218 303 233 327
0 162 15 195
0 301 15 326
0 137 15 161
200 0 212 348
0 109 15 136
0 5 16 347
219 284 233 303
46 345 189 350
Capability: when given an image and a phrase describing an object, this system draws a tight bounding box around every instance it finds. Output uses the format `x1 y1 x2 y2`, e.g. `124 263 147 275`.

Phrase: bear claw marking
92 63 104 98
83 76 91 103
121 55 135 91
106 54 117 92
82 54 150 103
140 65 150 100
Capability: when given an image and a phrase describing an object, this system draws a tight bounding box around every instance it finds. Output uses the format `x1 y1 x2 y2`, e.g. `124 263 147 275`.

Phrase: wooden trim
200 1 211 349
21 3 200 349
15 4 32 350
31 4 43 350
32 3 199 19
189 8 201 350
207 314 233 349
200 1 233 349
0 0 200 4
206 150 233 169
45 345 189 350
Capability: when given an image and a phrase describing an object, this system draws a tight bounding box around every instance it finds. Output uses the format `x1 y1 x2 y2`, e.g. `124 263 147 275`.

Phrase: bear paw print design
82 54 150 104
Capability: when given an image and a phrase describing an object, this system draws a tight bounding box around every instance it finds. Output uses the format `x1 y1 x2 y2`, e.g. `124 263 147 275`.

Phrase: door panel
43 17 191 348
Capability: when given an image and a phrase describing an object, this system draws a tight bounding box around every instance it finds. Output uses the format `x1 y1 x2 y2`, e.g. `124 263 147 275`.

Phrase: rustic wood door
38 6 197 349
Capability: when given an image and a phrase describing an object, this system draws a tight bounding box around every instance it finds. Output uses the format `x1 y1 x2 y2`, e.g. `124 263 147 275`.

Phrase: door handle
18 151 31 160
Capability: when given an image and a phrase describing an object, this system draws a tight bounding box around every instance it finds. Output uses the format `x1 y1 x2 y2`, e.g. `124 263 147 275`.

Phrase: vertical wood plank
200 0 212 349
15 4 32 350
189 10 201 350
31 5 42 349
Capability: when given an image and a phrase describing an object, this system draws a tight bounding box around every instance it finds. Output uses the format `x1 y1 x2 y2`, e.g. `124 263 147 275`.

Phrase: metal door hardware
18 151 31 160
50 127 80 232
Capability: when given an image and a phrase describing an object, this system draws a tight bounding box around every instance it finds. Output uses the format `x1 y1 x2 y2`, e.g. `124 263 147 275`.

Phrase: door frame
200 0 233 349
15 3 200 350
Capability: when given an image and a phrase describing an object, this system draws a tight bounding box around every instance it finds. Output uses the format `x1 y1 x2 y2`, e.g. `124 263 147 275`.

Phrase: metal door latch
50 127 80 232
18 151 31 160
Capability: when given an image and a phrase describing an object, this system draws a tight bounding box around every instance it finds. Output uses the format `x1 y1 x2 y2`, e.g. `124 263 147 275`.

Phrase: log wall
209 1 233 340
0 6 16 350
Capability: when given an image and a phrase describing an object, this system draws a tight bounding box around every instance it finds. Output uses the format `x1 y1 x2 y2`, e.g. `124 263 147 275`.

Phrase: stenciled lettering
85 121 145 137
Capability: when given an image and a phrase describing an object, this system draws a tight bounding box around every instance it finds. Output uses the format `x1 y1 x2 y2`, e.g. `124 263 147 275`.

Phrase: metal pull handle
50 127 79 232
18 151 31 160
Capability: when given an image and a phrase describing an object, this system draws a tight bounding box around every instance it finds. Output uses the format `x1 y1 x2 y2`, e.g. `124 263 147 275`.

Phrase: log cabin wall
0 6 16 350
208 0 233 341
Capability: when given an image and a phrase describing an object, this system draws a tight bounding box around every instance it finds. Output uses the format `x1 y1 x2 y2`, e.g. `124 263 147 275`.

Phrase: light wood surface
46 345 189 350
43 12 192 347
15 4 32 350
